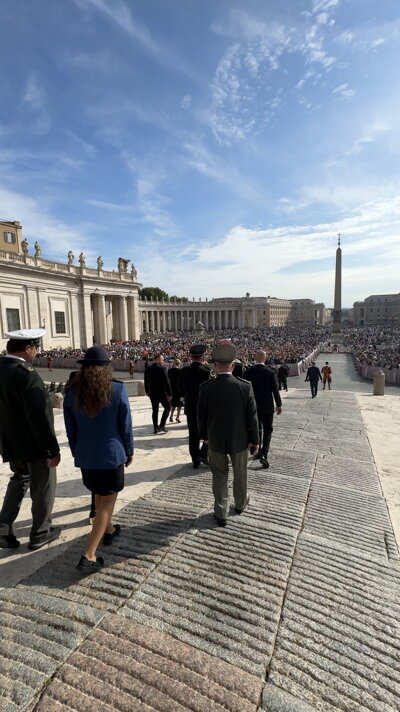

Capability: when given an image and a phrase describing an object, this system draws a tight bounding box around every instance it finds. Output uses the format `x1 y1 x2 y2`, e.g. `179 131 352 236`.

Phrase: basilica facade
0 221 328 349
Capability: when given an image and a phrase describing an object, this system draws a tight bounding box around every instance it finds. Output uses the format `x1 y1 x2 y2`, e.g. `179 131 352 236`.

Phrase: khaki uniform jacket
197 373 258 454
0 356 59 463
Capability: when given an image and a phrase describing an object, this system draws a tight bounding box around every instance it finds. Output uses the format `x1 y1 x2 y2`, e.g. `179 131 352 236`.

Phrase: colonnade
139 307 255 333
91 293 139 343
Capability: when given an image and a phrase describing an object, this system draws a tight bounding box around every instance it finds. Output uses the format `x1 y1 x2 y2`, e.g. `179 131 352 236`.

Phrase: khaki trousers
0 459 56 542
208 448 248 520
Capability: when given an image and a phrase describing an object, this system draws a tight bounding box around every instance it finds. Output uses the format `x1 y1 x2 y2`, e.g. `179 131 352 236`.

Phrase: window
54 311 66 334
6 308 21 331
4 231 16 244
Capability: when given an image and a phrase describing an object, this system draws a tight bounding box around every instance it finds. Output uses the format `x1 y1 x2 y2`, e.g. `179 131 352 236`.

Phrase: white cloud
336 30 355 44
346 122 391 155
83 0 199 81
332 83 354 100
181 95 192 109
136 193 400 306
22 73 51 135
0 188 96 260
312 0 341 12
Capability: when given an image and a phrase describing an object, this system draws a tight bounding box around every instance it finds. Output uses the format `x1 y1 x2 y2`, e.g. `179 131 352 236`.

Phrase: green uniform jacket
197 373 259 454
0 356 59 463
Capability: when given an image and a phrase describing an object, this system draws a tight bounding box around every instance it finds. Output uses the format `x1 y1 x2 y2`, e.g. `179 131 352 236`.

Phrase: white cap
5 328 45 340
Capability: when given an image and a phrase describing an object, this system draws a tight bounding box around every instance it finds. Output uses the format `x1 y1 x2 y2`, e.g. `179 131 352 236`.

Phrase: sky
1 0 400 307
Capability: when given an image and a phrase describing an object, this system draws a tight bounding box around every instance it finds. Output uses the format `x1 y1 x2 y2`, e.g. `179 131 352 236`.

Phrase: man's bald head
254 350 266 363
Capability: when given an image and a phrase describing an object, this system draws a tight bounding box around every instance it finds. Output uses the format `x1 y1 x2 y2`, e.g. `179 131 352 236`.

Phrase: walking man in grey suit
198 343 259 526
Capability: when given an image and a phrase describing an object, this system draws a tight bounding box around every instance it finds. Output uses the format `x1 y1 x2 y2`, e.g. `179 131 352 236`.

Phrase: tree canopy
139 287 188 302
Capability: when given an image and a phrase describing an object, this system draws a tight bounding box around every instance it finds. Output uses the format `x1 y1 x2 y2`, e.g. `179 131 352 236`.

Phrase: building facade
353 293 400 326
0 221 141 350
138 295 327 333
0 221 327 348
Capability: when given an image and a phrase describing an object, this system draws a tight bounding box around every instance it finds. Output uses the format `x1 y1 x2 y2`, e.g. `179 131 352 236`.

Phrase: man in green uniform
198 343 259 526
0 329 61 549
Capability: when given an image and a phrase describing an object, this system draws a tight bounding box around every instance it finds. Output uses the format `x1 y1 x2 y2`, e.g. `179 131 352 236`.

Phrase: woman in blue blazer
64 346 133 573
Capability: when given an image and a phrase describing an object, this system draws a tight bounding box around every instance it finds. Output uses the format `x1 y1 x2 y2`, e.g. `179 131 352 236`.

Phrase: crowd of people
38 324 333 367
341 326 400 370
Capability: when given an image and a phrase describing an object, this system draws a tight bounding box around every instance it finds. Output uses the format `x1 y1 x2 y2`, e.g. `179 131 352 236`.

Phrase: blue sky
1 0 400 307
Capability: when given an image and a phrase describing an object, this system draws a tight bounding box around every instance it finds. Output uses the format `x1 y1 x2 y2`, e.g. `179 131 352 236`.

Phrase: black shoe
0 533 20 549
214 514 227 527
235 494 250 514
192 459 200 469
102 524 121 546
260 456 269 469
153 427 159 434
77 555 104 573
158 426 168 433
28 526 61 550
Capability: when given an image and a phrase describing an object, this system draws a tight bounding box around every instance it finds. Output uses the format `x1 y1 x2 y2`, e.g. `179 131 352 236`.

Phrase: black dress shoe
214 514 227 527
102 524 121 546
28 526 61 550
235 494 250 514
0 533 20 549
153 427 159 434
192 460 200 469
158 426 168 434
77 555 104 573
260 456 269 469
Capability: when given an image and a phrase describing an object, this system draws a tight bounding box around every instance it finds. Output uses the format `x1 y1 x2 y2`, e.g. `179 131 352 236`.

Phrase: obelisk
333 233 342 333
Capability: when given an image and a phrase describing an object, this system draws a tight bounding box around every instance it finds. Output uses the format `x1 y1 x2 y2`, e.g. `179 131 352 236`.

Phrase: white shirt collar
5 354 26 362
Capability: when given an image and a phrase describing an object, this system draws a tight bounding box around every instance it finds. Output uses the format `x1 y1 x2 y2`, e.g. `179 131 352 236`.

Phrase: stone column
93 293 107 344
145 311 149 333
127 296 139 340
204 311 209 329
80 292 93 348
155 310 160 332
115 296 128 341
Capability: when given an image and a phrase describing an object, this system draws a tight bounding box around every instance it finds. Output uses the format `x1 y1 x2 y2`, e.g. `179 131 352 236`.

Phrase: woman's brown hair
75 364 113 417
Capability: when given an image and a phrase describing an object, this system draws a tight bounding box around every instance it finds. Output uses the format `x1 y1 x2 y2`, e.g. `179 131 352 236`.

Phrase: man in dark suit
179 344 211 467
305 361 323 398
144 353 172 433
244 349 282 469
198 343 258 526
0 329 61 550
277 362 289 391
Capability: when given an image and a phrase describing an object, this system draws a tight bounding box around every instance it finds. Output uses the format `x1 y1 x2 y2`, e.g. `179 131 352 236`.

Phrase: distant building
353 293 400 326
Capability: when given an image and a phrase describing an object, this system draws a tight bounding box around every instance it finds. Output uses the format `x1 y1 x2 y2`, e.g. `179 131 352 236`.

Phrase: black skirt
81 463 124 496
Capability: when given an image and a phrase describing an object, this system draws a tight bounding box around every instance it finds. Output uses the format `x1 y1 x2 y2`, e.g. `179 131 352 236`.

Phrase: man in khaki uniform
0 329 61 549
197 343 259 526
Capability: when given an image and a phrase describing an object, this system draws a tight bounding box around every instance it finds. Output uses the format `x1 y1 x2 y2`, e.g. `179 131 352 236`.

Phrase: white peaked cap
5 328 46 340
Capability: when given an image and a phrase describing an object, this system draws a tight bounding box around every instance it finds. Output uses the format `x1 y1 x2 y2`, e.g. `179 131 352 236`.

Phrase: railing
0 251 137 281
353 356 400 385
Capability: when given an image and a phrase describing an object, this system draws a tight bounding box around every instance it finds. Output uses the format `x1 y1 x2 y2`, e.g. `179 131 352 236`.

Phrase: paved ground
1 354 400 712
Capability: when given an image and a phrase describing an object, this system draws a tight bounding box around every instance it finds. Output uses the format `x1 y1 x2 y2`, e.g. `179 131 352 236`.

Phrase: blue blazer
63 381 134 469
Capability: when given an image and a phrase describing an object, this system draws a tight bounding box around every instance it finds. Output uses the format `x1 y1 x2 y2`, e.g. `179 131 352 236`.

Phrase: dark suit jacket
197 374 258 454
144 362 172 399
179 362 211 415
0 356 59 462
64 380 133 469
243 364 282 415
305 366 322 383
